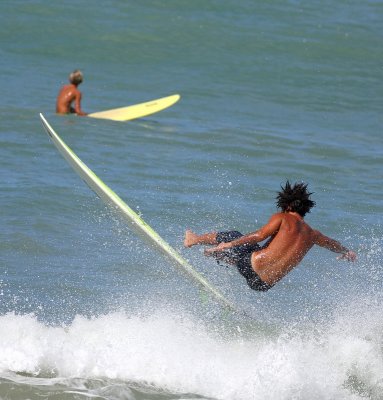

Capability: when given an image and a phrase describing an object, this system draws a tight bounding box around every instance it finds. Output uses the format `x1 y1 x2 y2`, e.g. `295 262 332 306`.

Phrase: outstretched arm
204 214 282 255
313 230 356 261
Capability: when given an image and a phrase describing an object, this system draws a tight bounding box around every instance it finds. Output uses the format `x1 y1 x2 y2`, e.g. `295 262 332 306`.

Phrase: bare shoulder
265 212 284 228
269 212 284 222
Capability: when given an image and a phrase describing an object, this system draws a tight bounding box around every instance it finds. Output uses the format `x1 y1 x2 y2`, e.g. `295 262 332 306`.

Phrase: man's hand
337 250 357 262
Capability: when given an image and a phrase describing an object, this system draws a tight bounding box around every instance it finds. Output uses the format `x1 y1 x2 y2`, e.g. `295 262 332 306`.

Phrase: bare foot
184 230 199 247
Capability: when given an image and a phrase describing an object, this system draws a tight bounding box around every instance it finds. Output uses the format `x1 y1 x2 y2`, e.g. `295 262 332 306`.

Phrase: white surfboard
88 94 180 122
39 114 237 313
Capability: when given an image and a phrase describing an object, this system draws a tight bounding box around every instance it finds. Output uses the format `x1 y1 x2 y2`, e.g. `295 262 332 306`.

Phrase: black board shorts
214 231 272 292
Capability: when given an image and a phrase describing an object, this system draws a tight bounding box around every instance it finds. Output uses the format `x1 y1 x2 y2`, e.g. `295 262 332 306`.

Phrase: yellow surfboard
39 113 238 314
88 94 180 122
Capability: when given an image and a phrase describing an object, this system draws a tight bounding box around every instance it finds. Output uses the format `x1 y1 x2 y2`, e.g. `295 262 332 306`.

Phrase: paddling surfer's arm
313 231 356 261
204 214 282 255
74 91 87 116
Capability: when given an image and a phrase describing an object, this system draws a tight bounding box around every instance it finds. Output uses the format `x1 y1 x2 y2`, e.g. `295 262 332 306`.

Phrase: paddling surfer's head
69 70 83 86
276 181 315 217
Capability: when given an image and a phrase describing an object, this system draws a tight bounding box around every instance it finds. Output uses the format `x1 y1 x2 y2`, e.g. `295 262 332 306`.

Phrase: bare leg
184 230 218 247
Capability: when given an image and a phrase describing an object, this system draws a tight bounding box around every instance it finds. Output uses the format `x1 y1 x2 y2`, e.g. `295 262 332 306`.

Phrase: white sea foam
1 297 383 400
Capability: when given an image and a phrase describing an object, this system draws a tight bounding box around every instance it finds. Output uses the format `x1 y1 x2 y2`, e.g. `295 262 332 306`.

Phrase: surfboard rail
39 113 238 314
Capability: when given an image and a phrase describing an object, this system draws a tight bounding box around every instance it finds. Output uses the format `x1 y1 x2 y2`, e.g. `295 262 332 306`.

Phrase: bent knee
216 231 243 243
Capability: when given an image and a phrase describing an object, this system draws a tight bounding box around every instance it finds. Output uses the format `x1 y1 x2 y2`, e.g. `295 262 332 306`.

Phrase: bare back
251 212 318 284
56 84 85 115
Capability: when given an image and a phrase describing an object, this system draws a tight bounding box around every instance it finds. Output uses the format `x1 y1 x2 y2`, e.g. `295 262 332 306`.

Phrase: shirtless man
184 181 356 291
56 70 87 116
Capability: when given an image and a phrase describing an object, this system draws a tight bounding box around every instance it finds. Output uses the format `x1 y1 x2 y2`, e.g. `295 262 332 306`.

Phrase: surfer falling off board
184 181 356 291
56 70 87 116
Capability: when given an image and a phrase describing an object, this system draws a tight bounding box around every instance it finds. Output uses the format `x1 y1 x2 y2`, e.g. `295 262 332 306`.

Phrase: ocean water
1 1 382 399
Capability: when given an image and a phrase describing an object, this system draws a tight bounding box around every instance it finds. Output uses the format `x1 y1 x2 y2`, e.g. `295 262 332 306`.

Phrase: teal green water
1 1 382 399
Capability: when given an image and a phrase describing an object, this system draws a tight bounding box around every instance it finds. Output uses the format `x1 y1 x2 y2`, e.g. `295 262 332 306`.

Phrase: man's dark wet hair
276 181 316 217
